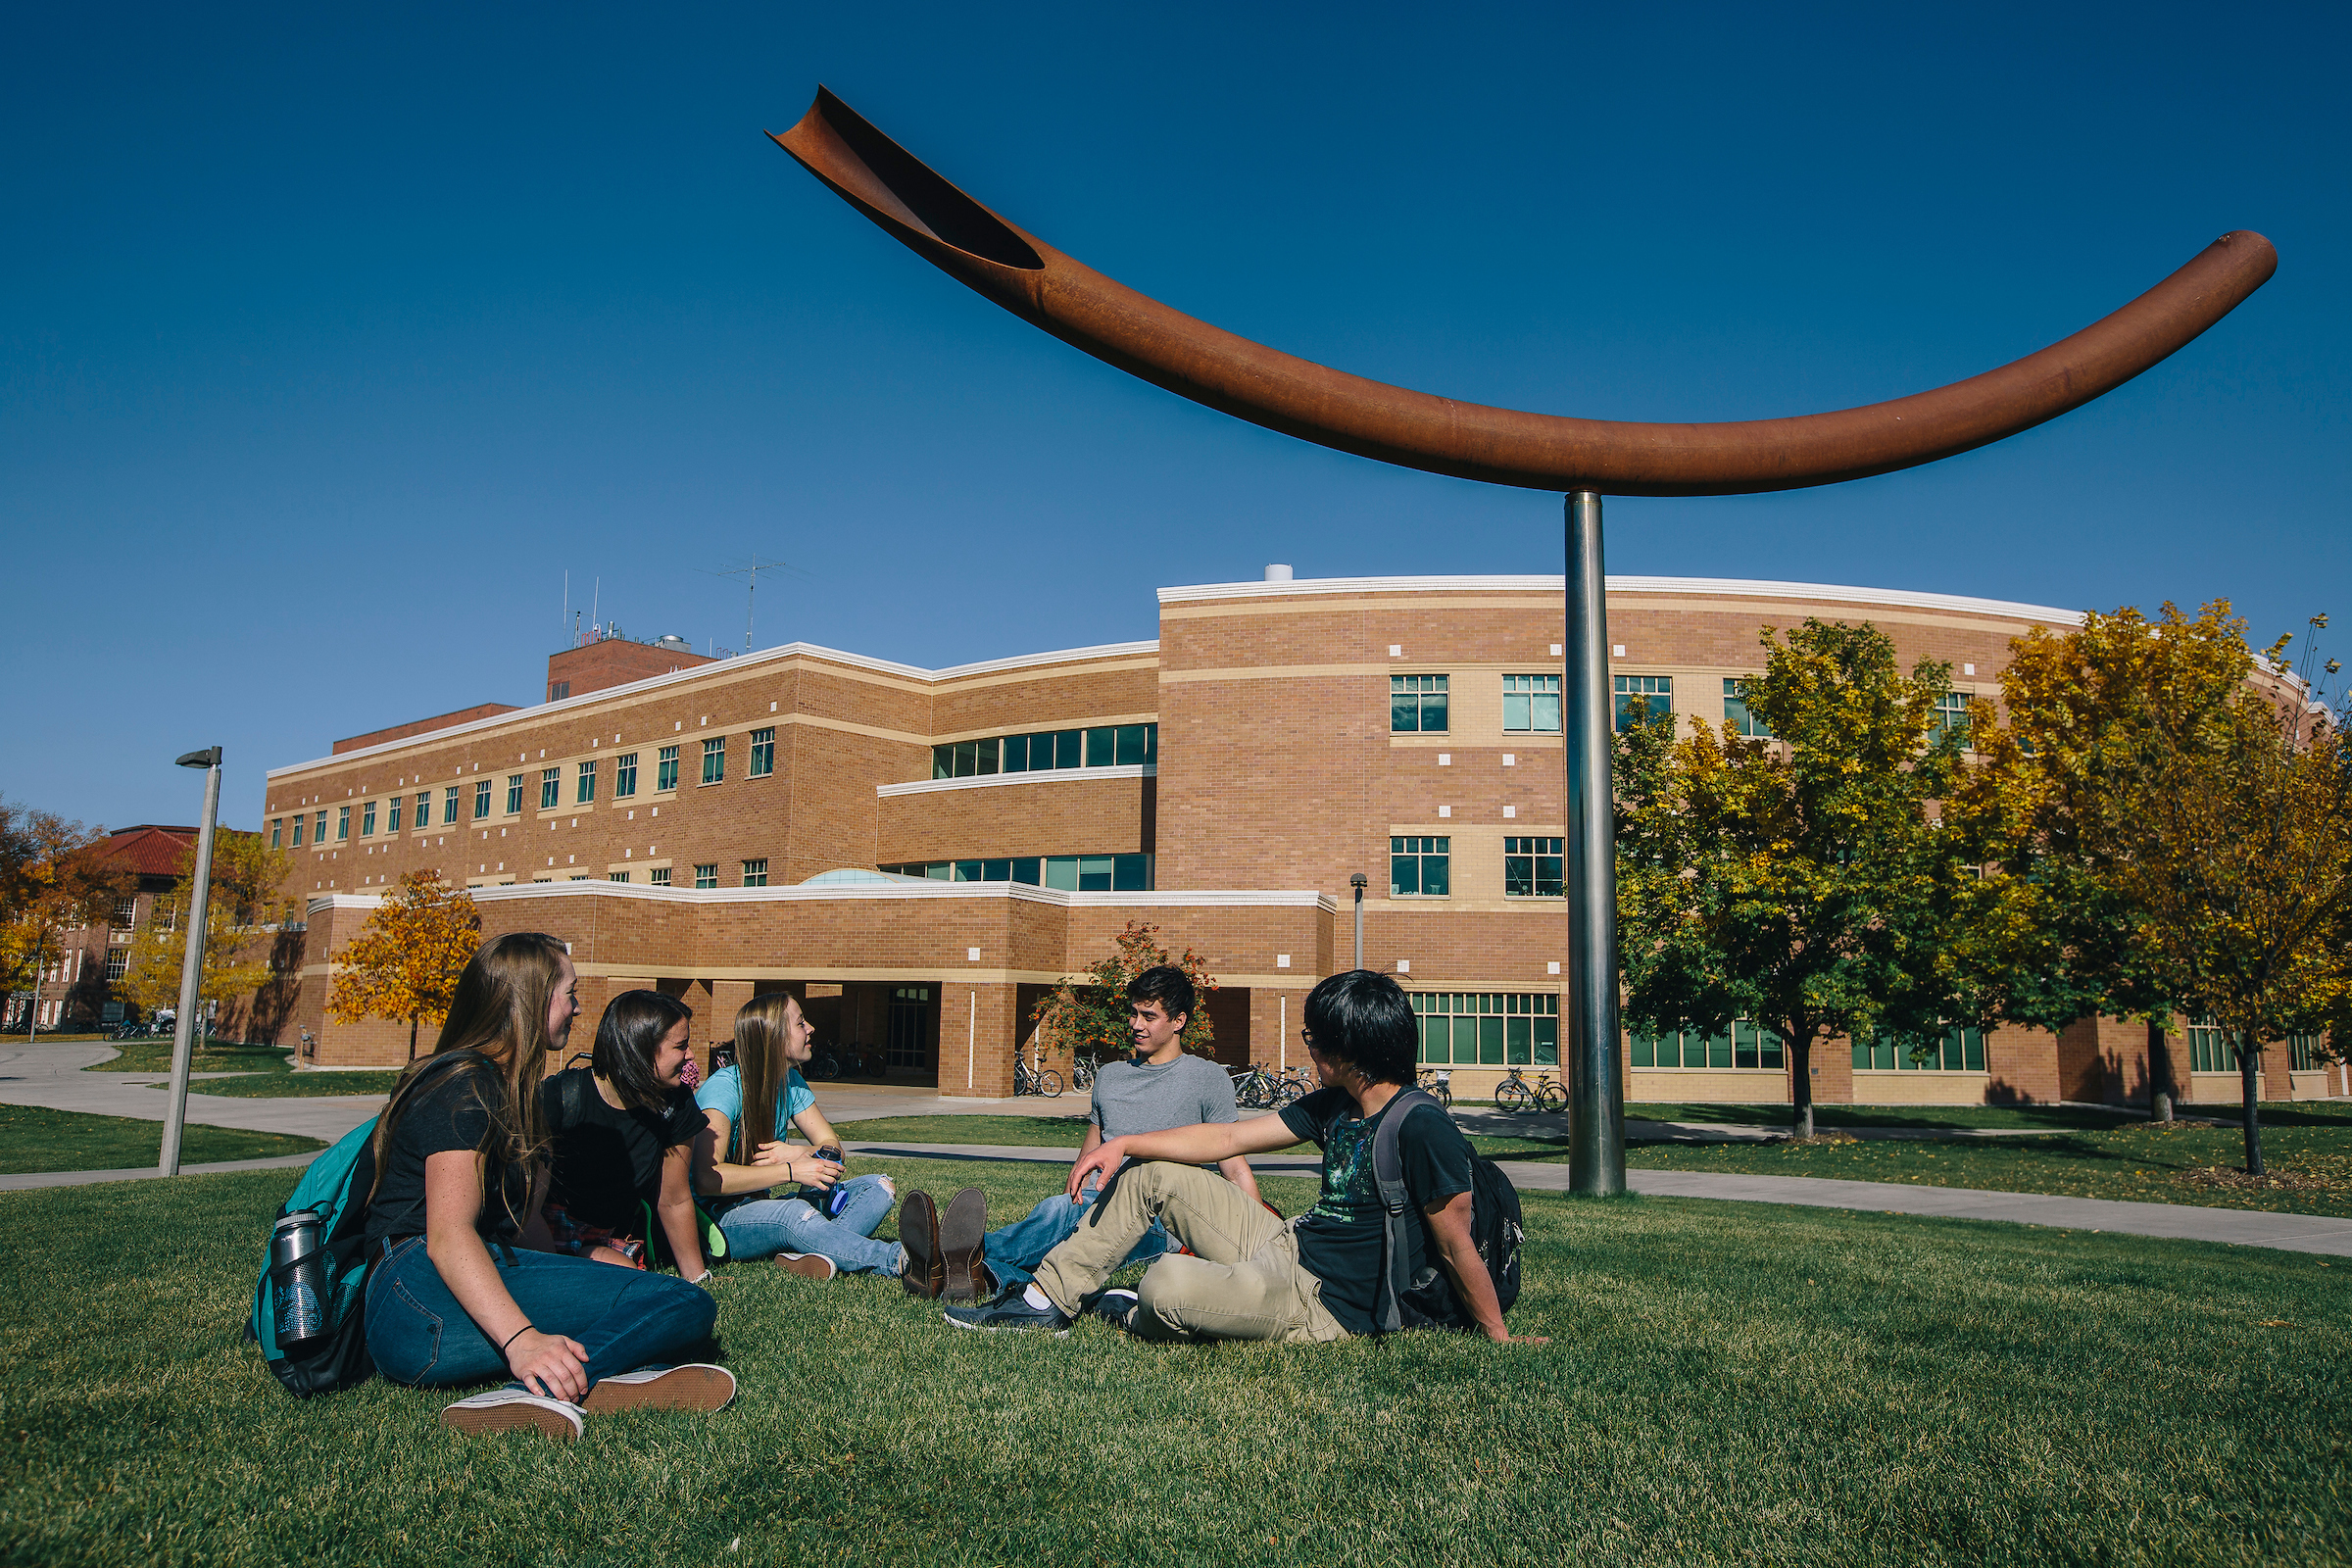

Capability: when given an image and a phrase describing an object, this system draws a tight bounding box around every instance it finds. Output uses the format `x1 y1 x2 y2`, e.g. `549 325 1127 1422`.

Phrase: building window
362 801 377 836
1391 836 1450 897
887 985 934 1070
1638 1021 1788 1071
1413 993 1558 1066
290 814 306 847
473 780 491 819
702 737 725 785
614 753 638 798
539 768 561 810
1931 691 1974 749
551 680 571 700
877 854 1154 891
649 867 671 887
1503 837 1563 898
749 728 774 778
414 793 429 829
1723 678 1773 739
2289 1035 2323 1073
105 950 129 983
270 818 283 850
2187 1020 2238 1074
112 897 137 928
609 871 629 883
741 858 768 887
1614 675 1672 732
1853 1027 1984 1072
694 863 717 889
337 806 351 841
930 724 1159 780
444 786 461 825
1502 674 1561 733
386 797 403 833
1392 675 1448 733
657 746 680 792
505 775 524 815
576 760 597 805
317 810 328 845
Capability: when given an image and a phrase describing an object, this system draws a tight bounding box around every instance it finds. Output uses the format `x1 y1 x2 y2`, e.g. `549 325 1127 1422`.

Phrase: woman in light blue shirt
690 994 906 1280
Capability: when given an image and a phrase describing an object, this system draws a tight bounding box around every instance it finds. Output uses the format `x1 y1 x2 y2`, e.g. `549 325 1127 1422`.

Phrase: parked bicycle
1415 1068 1453 1107
1493 1066 1567 1114
1071 1054 1102 1092
1013 1044 1064 1099
807 1042 844 1081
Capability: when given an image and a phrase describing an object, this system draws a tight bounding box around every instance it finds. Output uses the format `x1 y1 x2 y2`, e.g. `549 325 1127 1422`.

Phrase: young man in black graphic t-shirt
943 970 1547 1345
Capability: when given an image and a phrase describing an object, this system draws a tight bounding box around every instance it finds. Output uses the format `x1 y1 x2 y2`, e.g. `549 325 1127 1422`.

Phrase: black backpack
1371 1088 1523 1334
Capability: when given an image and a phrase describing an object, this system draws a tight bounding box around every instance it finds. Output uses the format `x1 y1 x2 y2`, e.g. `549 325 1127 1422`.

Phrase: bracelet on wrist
501 1323 534 1352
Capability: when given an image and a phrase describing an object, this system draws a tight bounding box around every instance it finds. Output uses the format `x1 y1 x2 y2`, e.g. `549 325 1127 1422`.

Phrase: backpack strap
1370 1087 1441 1335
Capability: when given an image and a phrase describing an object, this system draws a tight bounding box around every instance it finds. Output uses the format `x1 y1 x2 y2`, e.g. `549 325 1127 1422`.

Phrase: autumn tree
1617 619 1982 1138
1029 921 1217 1068
326 871 483 1060
117 832 288 1032
0 798 133 1020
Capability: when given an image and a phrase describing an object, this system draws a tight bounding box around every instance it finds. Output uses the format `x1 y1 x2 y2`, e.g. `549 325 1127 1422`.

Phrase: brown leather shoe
941 1186 988 1304
899 1190 945 1299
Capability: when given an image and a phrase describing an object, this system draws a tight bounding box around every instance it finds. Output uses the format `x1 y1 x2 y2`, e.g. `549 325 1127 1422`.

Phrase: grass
836 1113 1095 1148
0 1158 2345 1566
0 1104 324 1175
79 1041 295 1075
1624 1101 2158 1131
71 1041 400 1099
156 1072 405 1100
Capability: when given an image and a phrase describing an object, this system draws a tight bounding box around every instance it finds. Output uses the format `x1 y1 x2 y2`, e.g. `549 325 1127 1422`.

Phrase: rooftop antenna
591 577 600 640
700 555 793 655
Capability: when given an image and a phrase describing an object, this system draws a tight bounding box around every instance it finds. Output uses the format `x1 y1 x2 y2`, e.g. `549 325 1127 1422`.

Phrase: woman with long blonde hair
691 992 908 1280
363 932 732 1440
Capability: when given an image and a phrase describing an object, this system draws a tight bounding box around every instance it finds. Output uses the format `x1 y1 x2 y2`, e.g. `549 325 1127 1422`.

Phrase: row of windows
1391 837 1566 899
1854 1027 1985 1073
2185 1025 2328 1074
877 854 1157 892
1634 1022 1788 1071
1613 675 1972 745
1412 993 1561 1066
932 724 1158 780
272 731 790 848
1386 672 1978 745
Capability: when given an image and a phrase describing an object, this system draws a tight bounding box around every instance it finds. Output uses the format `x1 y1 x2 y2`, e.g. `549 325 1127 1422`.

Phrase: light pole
1349 872 1367 972
159 746 223 1177
1564 493 1626 1195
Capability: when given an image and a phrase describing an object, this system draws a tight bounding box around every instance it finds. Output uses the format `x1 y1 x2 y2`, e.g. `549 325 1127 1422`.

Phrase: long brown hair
731 993 801 1156
370 932 569 1224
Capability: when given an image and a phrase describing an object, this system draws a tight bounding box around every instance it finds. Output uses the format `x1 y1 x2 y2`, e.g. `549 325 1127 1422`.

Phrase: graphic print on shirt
1310 1115 1374 1225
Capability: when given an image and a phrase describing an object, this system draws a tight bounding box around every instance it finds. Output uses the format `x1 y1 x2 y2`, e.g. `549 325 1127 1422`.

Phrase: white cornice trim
1156 574 2085 625
877 763 1156 799
268 639 1165 780
389 880 1336 913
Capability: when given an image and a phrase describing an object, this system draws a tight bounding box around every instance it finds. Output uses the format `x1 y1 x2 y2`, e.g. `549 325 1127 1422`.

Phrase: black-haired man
943 970 1544 1345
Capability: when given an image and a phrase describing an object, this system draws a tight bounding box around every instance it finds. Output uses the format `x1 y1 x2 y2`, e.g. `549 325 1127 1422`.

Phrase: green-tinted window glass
749 727 775 778
1390 836 1450 897
1503 836 1563 897
612 755 636 799
539 768 560 809
656 747 678 792
1614 675 1673 733
505 776 523 814
1723 677 1773 738
1391 674 1448 733
1502 674 1561 733
576 761 596 805
1931 691 1974 749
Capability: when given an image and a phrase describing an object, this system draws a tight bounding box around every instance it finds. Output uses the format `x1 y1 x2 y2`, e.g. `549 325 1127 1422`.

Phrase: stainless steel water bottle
270 1212 328 1350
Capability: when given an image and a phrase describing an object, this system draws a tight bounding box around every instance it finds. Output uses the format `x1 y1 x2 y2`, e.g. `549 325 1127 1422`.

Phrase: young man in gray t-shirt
900 966 1259 1299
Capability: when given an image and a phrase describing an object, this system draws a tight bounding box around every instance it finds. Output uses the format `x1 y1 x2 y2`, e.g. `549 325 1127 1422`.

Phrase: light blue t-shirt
694 1063 815 1155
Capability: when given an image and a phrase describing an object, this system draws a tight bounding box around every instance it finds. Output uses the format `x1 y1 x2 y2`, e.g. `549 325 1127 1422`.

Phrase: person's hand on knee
506 1328 590 1402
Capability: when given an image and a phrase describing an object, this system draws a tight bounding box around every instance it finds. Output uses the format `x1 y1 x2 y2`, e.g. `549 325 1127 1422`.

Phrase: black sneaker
943 1294 1072 1335
1082 1288 1140 1331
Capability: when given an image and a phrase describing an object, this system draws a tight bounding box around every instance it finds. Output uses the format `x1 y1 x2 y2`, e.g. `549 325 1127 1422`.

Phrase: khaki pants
1032 1161 1348 1344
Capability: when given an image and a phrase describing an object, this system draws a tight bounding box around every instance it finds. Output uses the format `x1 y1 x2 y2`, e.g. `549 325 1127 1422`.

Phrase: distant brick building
260 574 2346 1106
13 824 192 1031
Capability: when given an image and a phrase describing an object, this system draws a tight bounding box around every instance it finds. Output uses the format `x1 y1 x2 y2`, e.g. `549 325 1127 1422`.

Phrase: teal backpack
244 1052 478 1397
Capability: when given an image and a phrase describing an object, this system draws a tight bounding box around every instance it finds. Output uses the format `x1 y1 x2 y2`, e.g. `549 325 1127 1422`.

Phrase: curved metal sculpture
770 87 2275 498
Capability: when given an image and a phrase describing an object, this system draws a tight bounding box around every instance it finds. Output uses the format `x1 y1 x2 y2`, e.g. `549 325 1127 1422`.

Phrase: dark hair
1301 970 1417 1087
592 989 694 1113
1126 965 1195 1026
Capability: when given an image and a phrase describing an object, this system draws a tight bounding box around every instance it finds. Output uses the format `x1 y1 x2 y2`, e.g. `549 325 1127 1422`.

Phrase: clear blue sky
4 1 2344 833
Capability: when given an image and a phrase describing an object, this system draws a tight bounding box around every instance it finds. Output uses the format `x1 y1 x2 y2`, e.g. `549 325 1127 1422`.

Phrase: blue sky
4 1 2344 832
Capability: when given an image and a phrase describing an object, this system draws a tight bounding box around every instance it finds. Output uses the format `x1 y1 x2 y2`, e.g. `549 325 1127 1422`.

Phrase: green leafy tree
326 872 483 1060
0 799 132 1021
117 833 288 1031
1617 619 1979 1138
1029 920 1217 1069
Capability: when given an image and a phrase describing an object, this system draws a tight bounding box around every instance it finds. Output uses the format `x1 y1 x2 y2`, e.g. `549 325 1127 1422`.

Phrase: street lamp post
158 746 223 1178
1349 872 1367 972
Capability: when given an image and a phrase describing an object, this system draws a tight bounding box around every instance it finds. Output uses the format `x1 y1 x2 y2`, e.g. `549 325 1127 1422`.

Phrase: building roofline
1155 573 2086 625
268 638 1163 780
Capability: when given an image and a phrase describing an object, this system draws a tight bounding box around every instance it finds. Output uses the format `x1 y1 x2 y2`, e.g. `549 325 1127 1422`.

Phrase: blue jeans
717 1173 902 1274
981 1175 1172 1291
365 1236 716 1393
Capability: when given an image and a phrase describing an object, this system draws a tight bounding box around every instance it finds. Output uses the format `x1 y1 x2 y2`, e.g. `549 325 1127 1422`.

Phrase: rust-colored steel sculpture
770 87 2275 498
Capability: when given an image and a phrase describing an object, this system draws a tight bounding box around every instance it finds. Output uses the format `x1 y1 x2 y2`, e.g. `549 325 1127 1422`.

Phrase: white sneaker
582 1363 737 1414
439 1389 584 1440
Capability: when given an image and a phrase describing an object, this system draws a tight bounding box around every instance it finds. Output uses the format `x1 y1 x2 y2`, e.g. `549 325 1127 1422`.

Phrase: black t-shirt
539 1069 706 1232
1278 1087 1474 1336
364 1059 534 1250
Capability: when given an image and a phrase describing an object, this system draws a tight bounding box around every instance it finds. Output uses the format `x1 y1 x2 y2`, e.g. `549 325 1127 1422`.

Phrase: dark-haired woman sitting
539 990 713 1282
362 932 733 1441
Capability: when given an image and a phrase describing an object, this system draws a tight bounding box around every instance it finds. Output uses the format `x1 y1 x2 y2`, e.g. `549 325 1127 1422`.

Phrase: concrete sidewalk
0 1042 387 1143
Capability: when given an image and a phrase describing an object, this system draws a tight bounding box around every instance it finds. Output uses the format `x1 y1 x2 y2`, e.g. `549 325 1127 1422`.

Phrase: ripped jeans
715 1172 903 1274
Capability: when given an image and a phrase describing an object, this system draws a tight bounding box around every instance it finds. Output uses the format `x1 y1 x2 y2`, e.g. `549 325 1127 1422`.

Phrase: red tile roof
98 825 198 877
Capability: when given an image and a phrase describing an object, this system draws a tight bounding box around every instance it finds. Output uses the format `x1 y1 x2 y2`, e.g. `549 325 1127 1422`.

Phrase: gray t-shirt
1087 1052 1239 1141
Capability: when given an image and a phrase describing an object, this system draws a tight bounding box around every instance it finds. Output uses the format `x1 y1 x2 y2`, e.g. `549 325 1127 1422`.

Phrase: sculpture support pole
1565 492 1626 1196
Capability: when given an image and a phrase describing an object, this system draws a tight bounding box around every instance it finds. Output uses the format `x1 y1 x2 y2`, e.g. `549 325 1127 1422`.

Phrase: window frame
614 753 637 799
1613 674 1673 733
693 862 718 890
701 737 725 786
576 760 597 806
741 858 769 888
539 767 561 810
1501 673 1562 734
505 775 524 816
656 746 680 793
1390 835 1451 897
1391 674 1449 734
749 727 775 778
1502 836 1564 898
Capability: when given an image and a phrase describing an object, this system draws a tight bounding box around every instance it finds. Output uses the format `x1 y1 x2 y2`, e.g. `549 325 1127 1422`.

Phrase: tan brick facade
260 579 2344 1107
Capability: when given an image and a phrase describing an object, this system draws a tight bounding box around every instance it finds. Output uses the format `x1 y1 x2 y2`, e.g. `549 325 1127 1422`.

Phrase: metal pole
1350 874 1366 971
1564 493 1626 1196
159 747 223 1177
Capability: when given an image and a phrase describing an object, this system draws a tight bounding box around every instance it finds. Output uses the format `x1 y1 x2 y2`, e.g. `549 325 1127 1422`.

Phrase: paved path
0 1153 320 1193
0 1042 386 1142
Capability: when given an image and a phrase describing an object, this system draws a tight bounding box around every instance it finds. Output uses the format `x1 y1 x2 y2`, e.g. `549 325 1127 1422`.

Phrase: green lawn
837 1113 1095 1148
156 1072 404 1100
0 1104 325 1175
0 1158 2344 1565
73 1041 398 1098
1624 1100 2159 1131
80 1040 295 1075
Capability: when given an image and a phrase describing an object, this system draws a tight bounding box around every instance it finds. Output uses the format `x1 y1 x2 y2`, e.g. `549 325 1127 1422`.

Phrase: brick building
263 574 2347 1106
11 824 194 1032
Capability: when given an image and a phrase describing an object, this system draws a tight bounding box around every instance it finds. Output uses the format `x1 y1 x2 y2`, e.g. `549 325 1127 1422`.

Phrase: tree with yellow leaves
0 798 132 1021
326 871 482 1060
116 832 288 1032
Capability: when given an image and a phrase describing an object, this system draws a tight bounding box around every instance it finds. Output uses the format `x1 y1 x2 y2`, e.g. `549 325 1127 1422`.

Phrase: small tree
116 833 287 1035
0 799 133 1022
1029 921 1217 1068
326 872 482 1060
1617 619 1980 1138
